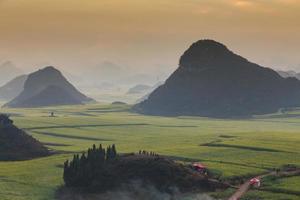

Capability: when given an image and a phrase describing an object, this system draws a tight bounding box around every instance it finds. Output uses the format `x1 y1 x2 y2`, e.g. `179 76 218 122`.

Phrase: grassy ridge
0 104 299 199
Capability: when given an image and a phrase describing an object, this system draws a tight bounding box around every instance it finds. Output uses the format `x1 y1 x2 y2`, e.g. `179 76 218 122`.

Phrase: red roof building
192 163 206 171
250 178 261 187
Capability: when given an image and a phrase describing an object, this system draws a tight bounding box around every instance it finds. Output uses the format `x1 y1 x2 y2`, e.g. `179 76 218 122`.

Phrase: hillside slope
0 115 49 161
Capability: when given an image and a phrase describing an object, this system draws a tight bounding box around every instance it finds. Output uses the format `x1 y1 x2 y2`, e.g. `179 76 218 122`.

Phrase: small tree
111 144 117 159
106 145 112 160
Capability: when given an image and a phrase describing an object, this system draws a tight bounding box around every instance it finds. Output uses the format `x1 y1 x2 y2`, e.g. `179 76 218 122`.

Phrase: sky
0 0 300 75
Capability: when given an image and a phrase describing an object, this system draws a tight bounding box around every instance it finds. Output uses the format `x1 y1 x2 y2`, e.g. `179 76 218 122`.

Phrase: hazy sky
0 0 300 74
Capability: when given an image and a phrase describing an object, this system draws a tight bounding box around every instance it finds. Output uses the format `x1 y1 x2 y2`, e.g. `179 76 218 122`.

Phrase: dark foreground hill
0 114 49 161
134 40 300 118
60 145 219 199
4 66 93 108
0 75 28 101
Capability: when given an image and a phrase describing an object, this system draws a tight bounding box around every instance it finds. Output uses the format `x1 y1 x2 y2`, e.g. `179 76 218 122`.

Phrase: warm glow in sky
0 0 300 73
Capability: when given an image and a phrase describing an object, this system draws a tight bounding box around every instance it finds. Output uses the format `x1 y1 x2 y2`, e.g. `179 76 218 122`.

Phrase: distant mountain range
127 84 152 94
134 40 300 118
0 61 23 86
4 66 93 108
135 82 164 103
78 61 168 91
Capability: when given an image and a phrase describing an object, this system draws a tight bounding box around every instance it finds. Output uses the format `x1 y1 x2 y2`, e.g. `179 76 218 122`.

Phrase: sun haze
0 0 299 72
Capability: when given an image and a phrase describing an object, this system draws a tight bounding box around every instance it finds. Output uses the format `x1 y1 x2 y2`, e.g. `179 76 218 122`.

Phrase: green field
0 104 299 200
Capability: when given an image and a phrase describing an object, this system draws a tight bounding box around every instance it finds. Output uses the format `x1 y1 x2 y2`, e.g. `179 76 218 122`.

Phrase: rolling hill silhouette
4 66 93 108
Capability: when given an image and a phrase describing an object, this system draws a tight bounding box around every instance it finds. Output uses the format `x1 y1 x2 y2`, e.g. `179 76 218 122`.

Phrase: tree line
63 144 162 190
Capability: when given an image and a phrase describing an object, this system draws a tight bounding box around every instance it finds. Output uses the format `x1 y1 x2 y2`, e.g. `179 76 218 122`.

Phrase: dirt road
228 174 265 200
228 169 300 200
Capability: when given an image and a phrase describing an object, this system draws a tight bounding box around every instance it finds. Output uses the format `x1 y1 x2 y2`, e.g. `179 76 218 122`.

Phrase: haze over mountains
135 40 300 118
277 70 300 80
77 61 168 91
0 61 23 86
0 75 28 101
4 66 93 108
127 84 152 94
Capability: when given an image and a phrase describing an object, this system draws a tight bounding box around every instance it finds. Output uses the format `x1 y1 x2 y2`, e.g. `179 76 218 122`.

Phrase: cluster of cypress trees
63 144 117 187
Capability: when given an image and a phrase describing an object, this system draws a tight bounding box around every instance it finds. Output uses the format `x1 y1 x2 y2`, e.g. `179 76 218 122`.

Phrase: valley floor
0 104 299 200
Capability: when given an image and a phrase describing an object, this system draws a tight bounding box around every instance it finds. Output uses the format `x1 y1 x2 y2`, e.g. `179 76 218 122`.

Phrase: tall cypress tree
106 146 111 160
112 144 117 159
63 160 70 185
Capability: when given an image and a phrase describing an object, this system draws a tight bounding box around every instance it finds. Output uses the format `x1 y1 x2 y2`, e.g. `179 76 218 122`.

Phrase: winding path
228 169 300 200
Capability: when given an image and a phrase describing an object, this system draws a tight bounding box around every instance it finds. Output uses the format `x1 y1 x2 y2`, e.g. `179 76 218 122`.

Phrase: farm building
192 163 207 173
250 178 261 188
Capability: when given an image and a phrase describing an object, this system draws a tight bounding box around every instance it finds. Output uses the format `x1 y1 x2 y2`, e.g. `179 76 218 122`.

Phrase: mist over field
59 182 216 200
